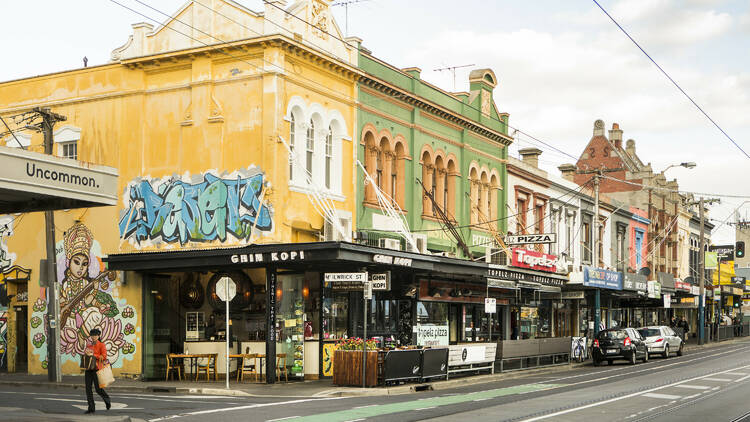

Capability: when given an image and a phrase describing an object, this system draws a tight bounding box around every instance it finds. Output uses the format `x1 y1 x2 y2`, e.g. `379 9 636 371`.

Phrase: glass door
276 273 305 380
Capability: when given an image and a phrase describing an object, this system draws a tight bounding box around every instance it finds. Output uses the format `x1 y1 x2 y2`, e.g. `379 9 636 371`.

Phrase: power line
598 173 750 199
592 0 750 160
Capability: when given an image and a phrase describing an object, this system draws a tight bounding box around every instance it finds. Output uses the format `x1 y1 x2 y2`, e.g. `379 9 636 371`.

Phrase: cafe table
167 353 218 381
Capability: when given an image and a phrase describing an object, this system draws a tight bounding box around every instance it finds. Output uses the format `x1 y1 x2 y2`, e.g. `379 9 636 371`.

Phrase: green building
353 43 512 259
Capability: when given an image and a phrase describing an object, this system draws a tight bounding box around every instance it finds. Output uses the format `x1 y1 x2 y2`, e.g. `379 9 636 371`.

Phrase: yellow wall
0 37 357 375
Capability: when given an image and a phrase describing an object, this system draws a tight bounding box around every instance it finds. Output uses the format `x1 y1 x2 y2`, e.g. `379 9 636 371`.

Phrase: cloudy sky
1 0 748 242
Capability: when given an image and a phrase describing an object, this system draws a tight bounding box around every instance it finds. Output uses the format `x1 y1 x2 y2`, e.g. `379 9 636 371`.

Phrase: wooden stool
276 353 288 382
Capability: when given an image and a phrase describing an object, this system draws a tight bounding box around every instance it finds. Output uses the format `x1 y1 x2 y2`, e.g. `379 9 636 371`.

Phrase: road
1 340 748 422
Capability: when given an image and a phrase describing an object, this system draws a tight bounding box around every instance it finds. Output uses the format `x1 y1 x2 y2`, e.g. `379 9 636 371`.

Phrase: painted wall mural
30 223 138 369
118 167 273 247
0 215 16 272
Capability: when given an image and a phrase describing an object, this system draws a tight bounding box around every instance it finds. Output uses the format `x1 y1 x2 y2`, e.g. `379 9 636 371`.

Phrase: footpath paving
0 337 744 400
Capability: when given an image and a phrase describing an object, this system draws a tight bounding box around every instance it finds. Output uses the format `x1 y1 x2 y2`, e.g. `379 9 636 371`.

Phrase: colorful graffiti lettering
118 168 273 246
0 310 6 370
30 223 139 369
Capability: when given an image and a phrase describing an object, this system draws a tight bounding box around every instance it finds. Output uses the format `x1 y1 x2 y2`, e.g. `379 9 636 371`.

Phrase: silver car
637 326 684 358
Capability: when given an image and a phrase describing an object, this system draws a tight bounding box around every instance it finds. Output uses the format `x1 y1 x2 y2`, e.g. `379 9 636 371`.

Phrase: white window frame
54 125 81 159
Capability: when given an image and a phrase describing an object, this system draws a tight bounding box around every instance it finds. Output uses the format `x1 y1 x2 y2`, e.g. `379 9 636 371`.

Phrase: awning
657 271 676 293
0 145 118 213
485 265 567 289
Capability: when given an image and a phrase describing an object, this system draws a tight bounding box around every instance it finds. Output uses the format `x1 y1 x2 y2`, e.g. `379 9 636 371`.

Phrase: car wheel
677 343 683 357
607 359 613 366
663 345 670 359
643 350 649 363
630 351 637 365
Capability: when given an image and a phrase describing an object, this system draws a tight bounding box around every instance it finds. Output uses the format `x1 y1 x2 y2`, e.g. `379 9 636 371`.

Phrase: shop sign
505 233 557 245
370 272 390 291
623 274 648 292
647 280 661 299
691 286 700 296
372 254 412 267
484 298 497 313
230 250 306 264
486 266 565 287
663 293 671 308
560 291 585 300
416 324 449 347
657 272 676 291
709 244 735 262
731 276 746 284
487 278 516 289
583 267 623 290
734 287 744 296
511 248 559 273
674 280 692 292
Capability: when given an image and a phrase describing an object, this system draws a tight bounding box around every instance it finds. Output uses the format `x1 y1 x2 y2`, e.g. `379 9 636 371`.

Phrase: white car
637 326 684 358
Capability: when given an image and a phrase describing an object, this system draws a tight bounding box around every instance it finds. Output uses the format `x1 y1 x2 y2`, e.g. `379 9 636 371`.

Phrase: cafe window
519 300 553 339
276 273 307 379
417 301 448 324
322 293 348 340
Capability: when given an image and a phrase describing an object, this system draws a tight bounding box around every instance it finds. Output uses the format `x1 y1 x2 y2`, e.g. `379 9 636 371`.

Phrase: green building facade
354 46 512 259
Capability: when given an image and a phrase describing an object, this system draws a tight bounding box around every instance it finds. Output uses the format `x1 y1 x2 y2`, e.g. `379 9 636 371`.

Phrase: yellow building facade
0 0 358 376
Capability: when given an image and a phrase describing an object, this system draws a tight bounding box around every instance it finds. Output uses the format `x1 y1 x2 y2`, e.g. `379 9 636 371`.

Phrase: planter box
332 350 378 387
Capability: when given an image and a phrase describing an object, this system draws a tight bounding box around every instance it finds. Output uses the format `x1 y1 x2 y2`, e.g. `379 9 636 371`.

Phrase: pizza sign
511 248 559 273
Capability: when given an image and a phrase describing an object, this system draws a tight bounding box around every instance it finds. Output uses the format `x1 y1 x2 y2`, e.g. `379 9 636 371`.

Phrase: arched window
443 172 449 216
391 153 397 201
431 165 438 216
306 119 315 178
289 114 296 181
421 150 433 216
446 159 457 219
325 125 333 189
469 167 479 224
376 148 383 190
393 142 406 208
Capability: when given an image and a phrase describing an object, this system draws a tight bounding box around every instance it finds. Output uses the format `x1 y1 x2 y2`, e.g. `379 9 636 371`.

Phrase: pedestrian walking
82 328 111 414
679 317 689 342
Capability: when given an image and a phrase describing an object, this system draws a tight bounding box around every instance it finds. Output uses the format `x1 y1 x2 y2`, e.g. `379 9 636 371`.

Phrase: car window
664 327 675 336
598 330 627 340
639 328 660 337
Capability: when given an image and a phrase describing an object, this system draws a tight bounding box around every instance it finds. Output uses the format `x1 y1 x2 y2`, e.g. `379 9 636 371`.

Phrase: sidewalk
2 337 746 399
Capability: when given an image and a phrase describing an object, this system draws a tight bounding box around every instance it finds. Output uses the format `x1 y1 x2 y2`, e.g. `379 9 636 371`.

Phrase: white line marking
702 378 732 382
473 398 491 402
681 393 701 400
642 393 682 400
345 419 365 422
148 397 344 421
353 405 377 409
519 364 750 422
674 385 711 390
266 417 300 422
725 372 749 376
414 407 436 411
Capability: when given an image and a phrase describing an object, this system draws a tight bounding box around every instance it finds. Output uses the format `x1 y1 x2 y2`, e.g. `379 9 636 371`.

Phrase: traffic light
736 241 745 259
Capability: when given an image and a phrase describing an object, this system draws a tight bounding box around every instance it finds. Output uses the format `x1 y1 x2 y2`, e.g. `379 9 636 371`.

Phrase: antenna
433 64 474 91
332 0 371 37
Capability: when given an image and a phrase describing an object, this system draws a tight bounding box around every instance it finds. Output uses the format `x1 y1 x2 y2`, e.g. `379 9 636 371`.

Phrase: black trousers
85 369 110 411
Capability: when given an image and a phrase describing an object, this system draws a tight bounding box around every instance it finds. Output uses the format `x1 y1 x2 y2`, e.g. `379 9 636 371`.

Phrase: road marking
148 398 344 421
642 393 682 400
519 364 750 422
283 383 561 422
414 407 436 410
702 378 732 382
674 384 711 390
266 417 300 422
36 398 143 410
681 393 701 400
726 372 748 376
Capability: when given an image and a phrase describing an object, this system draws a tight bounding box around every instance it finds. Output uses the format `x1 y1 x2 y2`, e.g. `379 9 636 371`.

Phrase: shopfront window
322 293 348 340
276 273 306 379
519 300 553 339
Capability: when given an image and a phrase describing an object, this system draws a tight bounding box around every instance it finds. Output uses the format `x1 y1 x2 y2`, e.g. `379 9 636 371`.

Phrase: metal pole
362 290 367 388
593 172 601 337
225 276 230 390
698 198 705 345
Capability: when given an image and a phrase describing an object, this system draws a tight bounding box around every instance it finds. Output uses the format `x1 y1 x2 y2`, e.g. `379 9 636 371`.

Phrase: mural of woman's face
70 254 89 279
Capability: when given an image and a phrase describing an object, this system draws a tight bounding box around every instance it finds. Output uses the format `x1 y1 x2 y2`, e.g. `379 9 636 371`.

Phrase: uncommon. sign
0 145 118 212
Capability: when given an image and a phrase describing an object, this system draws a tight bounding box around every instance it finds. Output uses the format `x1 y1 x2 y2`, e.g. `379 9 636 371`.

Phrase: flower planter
332 350 378 387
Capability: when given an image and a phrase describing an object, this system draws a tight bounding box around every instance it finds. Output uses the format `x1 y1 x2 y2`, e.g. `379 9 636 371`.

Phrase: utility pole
686 197 719 345
36 107 66 383
577 167 622 337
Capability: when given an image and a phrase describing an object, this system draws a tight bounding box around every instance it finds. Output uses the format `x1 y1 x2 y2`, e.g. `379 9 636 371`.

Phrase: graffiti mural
0 216 16 272
30 223 138 369
118 167 273 246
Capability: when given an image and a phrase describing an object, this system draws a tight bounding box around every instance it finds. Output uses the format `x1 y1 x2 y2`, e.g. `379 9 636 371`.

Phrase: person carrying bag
82 328 111 414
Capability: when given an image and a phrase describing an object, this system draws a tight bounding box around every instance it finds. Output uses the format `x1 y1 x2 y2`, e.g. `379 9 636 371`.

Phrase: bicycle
572 337 586 363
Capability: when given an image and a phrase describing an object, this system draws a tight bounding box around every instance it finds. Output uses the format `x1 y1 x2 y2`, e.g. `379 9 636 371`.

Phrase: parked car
637 326 684 358
592 328 648 366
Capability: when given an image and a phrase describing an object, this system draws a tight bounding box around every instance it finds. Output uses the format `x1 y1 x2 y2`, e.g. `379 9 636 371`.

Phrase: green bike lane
287 383 563 422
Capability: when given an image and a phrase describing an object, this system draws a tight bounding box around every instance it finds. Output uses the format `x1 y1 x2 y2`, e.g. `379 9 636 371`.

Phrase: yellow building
0 0 358 378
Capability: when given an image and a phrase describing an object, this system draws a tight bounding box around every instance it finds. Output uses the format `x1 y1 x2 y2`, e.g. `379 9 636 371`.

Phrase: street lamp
661 162 697 173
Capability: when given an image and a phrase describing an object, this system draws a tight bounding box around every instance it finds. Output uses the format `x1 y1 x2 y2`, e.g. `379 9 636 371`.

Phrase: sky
1 0 749 243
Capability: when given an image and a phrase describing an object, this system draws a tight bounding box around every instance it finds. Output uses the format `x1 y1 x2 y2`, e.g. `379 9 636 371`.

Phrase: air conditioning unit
485 247 505 265
408 233 428 254
378 238 402 251
324 212 352 242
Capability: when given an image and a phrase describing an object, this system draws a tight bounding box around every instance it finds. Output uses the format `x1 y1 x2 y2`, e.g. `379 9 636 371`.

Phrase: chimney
593 119 605 136
518 148 542 169
609 123 623 149
558 164 577 181
402 67 421 79
626 139 636 157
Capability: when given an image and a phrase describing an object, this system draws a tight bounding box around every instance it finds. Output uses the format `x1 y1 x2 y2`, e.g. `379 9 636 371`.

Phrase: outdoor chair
165 354 182 381
238 354 258 382
196 355 215 381
276 353 288 382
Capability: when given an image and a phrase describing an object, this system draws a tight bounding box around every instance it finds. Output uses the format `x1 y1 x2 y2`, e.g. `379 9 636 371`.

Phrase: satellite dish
638 267 651 277
684 276 694 285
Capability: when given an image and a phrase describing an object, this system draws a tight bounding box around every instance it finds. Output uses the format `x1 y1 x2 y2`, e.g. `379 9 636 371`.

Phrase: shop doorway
143 275 179 380
14 306 27 372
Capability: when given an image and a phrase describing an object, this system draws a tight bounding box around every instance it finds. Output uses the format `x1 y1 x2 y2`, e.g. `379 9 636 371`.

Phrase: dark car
592 328 648 366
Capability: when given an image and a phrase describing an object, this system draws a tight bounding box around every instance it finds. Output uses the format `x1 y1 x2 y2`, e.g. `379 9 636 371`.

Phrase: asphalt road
1 340 749 422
